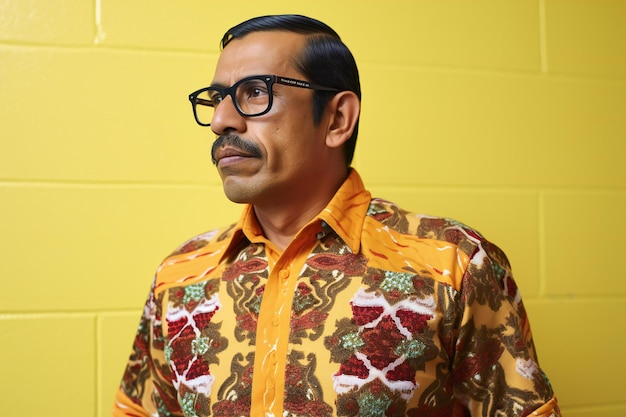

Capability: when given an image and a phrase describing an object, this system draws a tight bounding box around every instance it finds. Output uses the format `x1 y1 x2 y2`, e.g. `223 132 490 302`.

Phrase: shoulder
152 223 238 293
366 197 508 265
166 223 238 258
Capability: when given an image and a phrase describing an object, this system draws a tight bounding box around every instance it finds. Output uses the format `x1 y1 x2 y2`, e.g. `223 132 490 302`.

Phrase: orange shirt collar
221 169 371 260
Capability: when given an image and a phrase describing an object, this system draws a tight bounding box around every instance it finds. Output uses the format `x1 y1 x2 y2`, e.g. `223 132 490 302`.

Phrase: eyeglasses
188 74 340 126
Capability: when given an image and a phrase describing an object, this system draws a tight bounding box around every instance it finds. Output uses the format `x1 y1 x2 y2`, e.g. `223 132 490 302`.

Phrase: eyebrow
208 75 252 89
208 81 227 89
208 74 268 89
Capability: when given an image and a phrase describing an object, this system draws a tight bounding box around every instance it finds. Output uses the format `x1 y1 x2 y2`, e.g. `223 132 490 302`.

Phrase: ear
325 91 361 149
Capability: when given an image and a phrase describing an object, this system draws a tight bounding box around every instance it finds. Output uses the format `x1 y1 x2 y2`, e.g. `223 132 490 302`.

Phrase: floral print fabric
113 170 559 417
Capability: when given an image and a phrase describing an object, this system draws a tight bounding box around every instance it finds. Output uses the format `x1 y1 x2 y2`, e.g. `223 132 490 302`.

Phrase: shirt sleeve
112 278 182 416
452 240 560 417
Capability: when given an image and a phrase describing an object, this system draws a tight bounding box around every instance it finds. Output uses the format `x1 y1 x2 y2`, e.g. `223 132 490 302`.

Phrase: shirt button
278 269 290 280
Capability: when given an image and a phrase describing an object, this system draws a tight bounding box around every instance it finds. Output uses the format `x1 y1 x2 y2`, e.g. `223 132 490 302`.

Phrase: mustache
211 134 263 165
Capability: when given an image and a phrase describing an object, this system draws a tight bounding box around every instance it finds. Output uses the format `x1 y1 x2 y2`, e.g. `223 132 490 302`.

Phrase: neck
253 168 349 250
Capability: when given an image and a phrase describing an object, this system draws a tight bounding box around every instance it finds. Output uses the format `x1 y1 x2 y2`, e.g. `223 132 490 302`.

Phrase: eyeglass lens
193 78 272 125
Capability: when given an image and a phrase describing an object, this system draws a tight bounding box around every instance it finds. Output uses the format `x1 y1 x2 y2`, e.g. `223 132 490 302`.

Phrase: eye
239 80 269 101
249 87 265 98
208 90 223 105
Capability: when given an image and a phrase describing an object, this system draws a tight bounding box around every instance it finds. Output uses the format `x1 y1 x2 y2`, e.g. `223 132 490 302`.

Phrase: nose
210 94 246 136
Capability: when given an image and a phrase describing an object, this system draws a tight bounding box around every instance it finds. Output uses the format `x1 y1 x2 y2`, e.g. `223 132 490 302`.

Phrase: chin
222 185 257 205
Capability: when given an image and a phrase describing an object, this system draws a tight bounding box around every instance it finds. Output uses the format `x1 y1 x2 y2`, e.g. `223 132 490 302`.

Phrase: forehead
212 31 308 84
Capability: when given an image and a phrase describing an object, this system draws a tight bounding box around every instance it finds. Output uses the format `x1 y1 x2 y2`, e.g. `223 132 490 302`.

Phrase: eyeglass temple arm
193 97 212 106
275 76 340 92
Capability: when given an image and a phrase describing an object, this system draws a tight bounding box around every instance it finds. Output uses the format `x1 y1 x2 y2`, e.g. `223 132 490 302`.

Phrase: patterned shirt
113 169 560 417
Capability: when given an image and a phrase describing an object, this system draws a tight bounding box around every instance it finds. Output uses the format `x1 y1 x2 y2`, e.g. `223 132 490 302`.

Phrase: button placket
251 239 314 417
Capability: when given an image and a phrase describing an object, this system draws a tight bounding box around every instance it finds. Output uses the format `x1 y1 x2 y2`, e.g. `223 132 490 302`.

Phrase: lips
213 146 256 165
211 134 263 166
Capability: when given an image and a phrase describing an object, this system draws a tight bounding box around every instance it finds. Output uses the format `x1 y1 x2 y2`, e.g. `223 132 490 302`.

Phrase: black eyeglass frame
188 74 340 127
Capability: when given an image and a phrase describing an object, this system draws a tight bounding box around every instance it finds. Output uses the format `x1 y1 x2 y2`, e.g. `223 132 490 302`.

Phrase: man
114 14 560 417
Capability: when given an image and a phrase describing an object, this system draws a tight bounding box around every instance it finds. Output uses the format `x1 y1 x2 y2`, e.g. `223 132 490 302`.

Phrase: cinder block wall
1 1 624 416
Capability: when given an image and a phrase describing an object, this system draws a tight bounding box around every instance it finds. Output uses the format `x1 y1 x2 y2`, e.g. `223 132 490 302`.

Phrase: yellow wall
1 1 624 416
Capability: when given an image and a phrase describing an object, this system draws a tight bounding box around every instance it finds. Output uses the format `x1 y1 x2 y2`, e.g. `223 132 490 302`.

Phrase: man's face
209 31 332 206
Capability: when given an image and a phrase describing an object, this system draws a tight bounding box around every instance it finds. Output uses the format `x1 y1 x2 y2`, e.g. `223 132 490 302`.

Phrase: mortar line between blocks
537 190 548 297
538 0 549 74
